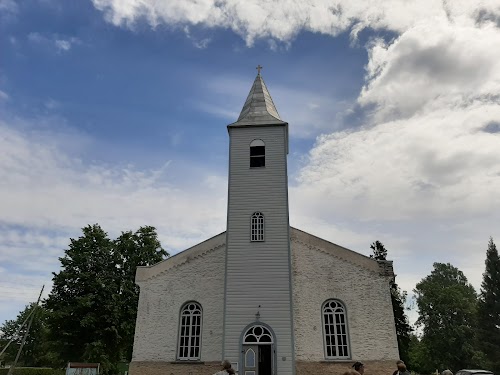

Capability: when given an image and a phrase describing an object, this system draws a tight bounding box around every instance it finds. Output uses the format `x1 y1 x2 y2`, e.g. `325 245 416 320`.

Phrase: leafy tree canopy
370 240 388 261
369 240 412 364
414 262 481 371
477 237 500 374
0 304 56 367
44 224 168 374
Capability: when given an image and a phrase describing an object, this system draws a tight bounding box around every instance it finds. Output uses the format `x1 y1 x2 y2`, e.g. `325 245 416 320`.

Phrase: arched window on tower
322 299 350 359
251 212 265 242
250 139 265 168
177 301 202 360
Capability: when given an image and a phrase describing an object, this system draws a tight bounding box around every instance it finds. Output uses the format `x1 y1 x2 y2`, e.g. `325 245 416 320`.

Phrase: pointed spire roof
229 70 287 127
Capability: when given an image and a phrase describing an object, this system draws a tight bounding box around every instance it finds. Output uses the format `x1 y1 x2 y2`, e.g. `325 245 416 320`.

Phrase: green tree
370 240 388 261
113 226 166 360
477 237 500 373
407 334 434 374
414 262 481 371
0 304 57 367
44 224 167 374
369 241 412 363
391 285 412 364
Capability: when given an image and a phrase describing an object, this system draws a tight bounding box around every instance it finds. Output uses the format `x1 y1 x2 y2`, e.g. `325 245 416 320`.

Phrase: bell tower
223 68 295 375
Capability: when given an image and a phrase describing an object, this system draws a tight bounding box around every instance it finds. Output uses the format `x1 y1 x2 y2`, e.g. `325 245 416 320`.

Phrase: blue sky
1 0 500 326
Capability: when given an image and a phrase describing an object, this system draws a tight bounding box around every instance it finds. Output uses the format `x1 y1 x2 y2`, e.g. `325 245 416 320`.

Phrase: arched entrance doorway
241 325 275 375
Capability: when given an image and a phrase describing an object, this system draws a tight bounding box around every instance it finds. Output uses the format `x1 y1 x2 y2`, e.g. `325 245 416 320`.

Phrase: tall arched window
251 212 264 242
322 299 350 359
250 139 265 168
178 302 202 360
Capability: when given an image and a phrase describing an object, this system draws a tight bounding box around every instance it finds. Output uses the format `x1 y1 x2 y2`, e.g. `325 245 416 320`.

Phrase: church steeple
224 69 294 375
230 67 287 126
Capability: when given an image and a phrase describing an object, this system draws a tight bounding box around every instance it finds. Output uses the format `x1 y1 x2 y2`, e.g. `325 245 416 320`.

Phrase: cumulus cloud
89 0 500 284
285 2 500 302
290 6 500 221
359 18 500 122
91 0 499 45
90 0 440 44
4 0 499 324
297 104 500 221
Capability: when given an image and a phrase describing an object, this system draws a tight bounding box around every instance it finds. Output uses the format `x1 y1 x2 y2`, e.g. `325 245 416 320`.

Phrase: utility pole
7 285 44 375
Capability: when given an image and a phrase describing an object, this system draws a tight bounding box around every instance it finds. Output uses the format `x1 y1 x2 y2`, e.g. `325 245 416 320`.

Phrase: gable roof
135 227 394 283
290 227 394 277
135 231 226 283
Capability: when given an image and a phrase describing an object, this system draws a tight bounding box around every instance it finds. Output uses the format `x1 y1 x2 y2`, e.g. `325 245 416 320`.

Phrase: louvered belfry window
251 212 264 242
178 302 202 360
323 299 350 359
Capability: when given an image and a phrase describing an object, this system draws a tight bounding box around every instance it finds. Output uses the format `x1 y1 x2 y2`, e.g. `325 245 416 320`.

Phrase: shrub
0 368 65 375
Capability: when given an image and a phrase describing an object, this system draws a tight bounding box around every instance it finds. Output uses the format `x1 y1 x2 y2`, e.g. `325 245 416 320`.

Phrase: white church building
130 71 400 375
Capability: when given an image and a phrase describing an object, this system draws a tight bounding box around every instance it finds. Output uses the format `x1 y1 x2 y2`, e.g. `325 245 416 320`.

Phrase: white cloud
183 26 212 49
55 39 71 51
0 90 8 101
285 3 500 308
0 117 228 319
90 0 435 44
137 0 500 302
28 32 80 52
359 18 500 123
91 0 500 45
297 104 500 221
291 9 500 223
27 32 44 43
0 0 18 15
0 120 227 243
4 0 500 325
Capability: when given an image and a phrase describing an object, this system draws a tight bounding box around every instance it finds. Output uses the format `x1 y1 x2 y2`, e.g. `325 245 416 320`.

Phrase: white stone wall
133 244 225 362
132 229 399 364
291 234 399 361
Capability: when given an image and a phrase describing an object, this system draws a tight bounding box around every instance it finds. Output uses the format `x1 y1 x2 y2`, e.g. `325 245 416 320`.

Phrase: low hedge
0 368 65 375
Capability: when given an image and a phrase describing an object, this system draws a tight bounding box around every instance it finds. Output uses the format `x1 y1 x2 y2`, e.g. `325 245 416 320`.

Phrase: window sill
320 359 353 363
171 361 205 365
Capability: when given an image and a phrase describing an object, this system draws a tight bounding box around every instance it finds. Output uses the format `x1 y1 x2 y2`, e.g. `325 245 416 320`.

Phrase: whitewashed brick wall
132 241 225 362
291 230 399 361
132 229 399 364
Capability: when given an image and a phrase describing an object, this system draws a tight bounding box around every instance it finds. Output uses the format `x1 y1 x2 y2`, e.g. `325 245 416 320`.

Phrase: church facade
130 72 399 375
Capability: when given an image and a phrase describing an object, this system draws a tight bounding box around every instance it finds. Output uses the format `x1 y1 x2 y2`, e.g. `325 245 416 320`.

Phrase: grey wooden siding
224 125 294 375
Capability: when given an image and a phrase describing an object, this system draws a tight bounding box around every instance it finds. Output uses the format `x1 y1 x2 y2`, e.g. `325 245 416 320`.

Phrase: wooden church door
242 325 274 375
243 346 258 375
242 345 273 375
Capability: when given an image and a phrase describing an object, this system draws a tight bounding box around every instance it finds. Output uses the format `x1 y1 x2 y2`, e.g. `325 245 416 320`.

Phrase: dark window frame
250 140 265 168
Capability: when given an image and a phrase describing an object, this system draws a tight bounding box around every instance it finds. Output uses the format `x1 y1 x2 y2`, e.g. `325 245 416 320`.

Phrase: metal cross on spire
256 64 263 75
